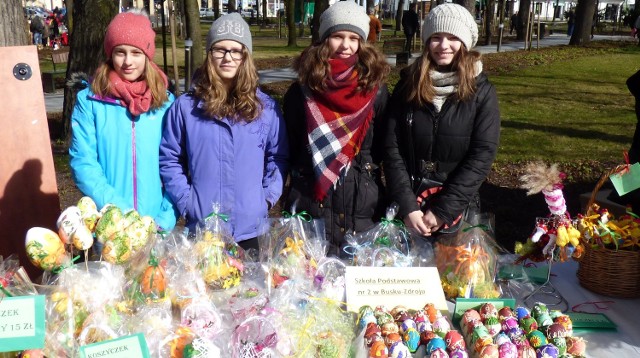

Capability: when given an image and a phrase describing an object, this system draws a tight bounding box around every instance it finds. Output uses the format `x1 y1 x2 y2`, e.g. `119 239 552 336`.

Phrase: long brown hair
193 47 262 121
292 38 390 94
91 57 169 110
401 44 481 107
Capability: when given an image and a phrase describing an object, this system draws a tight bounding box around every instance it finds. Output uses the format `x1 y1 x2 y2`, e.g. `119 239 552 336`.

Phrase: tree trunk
516 0 531 40
184 0 203 67
62 0 118 144
214 0 221 18
286 0 296 46
66 0 74 34
229 0 237 12
262 0 267 25
0 0 30 46
311 0 329 43
484 0 496 45
395 0 405 32
569 0 596 45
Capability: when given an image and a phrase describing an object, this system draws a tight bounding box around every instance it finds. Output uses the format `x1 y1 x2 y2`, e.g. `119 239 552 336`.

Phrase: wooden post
169 0 180 97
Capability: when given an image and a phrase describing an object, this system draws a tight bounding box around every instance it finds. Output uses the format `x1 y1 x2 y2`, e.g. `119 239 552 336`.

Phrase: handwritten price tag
80 333 150 358
0 295 45 352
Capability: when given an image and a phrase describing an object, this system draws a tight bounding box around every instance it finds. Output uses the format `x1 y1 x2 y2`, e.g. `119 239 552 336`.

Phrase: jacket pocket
354 164 381 222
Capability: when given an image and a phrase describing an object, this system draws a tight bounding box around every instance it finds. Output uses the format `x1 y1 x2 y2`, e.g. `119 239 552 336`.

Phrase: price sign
0 295 45 351
345 266 448 313
80 333 150 358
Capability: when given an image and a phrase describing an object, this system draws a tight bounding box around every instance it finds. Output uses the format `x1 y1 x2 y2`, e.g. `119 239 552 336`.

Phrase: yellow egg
25 227 67 271
72 225 94 251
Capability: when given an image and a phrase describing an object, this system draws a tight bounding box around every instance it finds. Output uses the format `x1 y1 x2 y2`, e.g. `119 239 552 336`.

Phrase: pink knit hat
104 12 156 59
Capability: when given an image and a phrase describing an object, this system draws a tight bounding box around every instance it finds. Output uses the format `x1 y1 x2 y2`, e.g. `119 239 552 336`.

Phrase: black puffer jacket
283 82 389 257
384 72 500 226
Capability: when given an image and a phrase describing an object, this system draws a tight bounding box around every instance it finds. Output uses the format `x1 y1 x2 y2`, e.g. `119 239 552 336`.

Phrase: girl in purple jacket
159 13 289 250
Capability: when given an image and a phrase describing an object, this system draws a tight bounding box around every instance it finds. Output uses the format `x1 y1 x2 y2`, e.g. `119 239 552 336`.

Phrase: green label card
0 295 46 352
79 333 150 358
452 298 516 328
567 312 617 331
609 163 640 196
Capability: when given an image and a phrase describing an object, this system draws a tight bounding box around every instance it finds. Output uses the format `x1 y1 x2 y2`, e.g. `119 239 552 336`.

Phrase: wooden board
0 45 60 280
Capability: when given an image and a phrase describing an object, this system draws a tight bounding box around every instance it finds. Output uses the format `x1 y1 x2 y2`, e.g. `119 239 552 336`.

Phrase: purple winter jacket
159 89 289 241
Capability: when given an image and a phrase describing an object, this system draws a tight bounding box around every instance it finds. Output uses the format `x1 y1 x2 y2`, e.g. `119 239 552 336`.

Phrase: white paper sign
344 266 448 313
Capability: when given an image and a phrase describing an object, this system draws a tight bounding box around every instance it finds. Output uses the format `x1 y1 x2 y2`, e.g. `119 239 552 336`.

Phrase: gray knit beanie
206 13 252 53
421 3 478 50
318 1 370 41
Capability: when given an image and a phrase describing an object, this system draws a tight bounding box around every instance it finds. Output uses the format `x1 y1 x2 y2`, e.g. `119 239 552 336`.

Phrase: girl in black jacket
283 1 390 257
385 3 500 237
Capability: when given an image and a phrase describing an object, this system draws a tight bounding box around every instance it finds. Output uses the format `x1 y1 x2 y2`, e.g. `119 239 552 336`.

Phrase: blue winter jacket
159 90 289 241
69 87 178 230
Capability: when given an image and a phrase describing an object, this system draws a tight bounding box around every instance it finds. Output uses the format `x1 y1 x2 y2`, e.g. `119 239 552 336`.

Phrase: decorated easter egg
56 206 82 244
417 319 433 333
444 330 465 351
535 312 553 328
565 336 587 356
403 328 420 353
551 337 567 355
472 325 491 344
381 322 399 337
77 196 100 231
474 336 494 354
21 349 45 358
396 312 411 324
359 306 377 329
498 306 514 321
449 348 469 358
388 341 410 358
424 303 441 323
426 336 446 355
526 330 548 349
531 303 548 319
479 343 499 358
479 303 498 321
385 332 402 347
518 345 537 358
102 235 131 264
71 224 93 251
95 205 125 243
433 316 451 337
390 305 408 320
535 344 559 358
369 339 388 358
498 341 517 358
520 316 538 334
420 330 438 346
548 310 563 320
25 227 67 271
505 327 525 341
377 311 395 326
429 347 449 358
553 315 573 336
484 316 501 336
400 318 417 334
515 307 531 321
511 334 530 349
502 317 519 332
545 323 567 339
364 322 382 347
493 332 510 347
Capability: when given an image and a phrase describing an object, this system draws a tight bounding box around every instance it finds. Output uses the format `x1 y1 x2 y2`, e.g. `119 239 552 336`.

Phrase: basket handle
586 164 629 216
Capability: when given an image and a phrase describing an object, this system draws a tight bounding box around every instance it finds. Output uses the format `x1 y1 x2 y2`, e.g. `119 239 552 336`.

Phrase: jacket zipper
132 120 138 211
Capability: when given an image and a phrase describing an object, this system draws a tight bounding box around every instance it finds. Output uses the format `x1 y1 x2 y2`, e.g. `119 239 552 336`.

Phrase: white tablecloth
547 261 640 357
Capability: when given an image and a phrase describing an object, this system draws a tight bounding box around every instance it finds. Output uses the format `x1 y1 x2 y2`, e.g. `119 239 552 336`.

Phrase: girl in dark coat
384 3 501 237
283 1 390 257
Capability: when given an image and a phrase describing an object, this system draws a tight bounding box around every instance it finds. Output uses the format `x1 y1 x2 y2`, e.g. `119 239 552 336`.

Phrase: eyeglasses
210 47 244 60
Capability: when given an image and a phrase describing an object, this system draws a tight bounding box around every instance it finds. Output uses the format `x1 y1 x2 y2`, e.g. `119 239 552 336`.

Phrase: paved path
44 34 634 113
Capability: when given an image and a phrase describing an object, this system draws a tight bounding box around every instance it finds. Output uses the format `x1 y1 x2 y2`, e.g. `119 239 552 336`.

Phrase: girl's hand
422 210 444 233
404 210 432 236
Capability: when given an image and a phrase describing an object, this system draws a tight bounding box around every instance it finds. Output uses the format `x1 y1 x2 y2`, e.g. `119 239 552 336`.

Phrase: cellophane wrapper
39 261 126 356
434 213 503 300
343 204 414 267
194 204 245 290
0 254 37 297
257 211 326 295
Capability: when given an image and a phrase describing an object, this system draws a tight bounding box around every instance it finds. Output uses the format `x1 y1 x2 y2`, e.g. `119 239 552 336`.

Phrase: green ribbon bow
206 211 229 222
463 224 490 232
282 210 312 222
52 255 81 274
380 217 405 228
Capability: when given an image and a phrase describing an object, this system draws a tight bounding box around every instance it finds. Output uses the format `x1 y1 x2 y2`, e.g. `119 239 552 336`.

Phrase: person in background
29 15 44 48
384 3 500 237
567 9 576 37
159 13 289 251
402 3 420 53
510 11 519 35
69 10 177 231
368 7 382 43
283 1 390 257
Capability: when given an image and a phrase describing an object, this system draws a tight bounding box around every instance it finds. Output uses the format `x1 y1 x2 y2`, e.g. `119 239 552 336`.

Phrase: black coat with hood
283 82 389 257
384 71 500 227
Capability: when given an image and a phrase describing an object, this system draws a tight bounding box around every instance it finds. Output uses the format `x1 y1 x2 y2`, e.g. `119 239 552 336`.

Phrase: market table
545 261 640 357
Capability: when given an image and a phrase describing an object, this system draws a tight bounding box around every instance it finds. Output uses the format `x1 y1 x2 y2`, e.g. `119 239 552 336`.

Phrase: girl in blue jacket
69 10 177 230
159 13 289 251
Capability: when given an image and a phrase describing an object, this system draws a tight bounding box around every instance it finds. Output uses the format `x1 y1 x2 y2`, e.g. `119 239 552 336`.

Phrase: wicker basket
576 165 640 298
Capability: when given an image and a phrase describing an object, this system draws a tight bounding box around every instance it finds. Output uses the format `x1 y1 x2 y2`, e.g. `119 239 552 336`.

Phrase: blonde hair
91 57 169 110
401 45 480 106
193 47 262 121
292 38 390 94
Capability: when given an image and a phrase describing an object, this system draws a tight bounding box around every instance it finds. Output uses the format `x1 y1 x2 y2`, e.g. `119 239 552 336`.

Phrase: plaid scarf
303 55 377 201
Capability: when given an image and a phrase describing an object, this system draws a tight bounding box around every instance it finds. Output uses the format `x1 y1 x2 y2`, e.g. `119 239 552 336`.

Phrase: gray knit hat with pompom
421 3 479 50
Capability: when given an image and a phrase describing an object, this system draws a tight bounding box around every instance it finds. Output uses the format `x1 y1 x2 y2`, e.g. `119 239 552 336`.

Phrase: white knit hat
207 13 252 53
421 3 479 50
318 1 370 41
